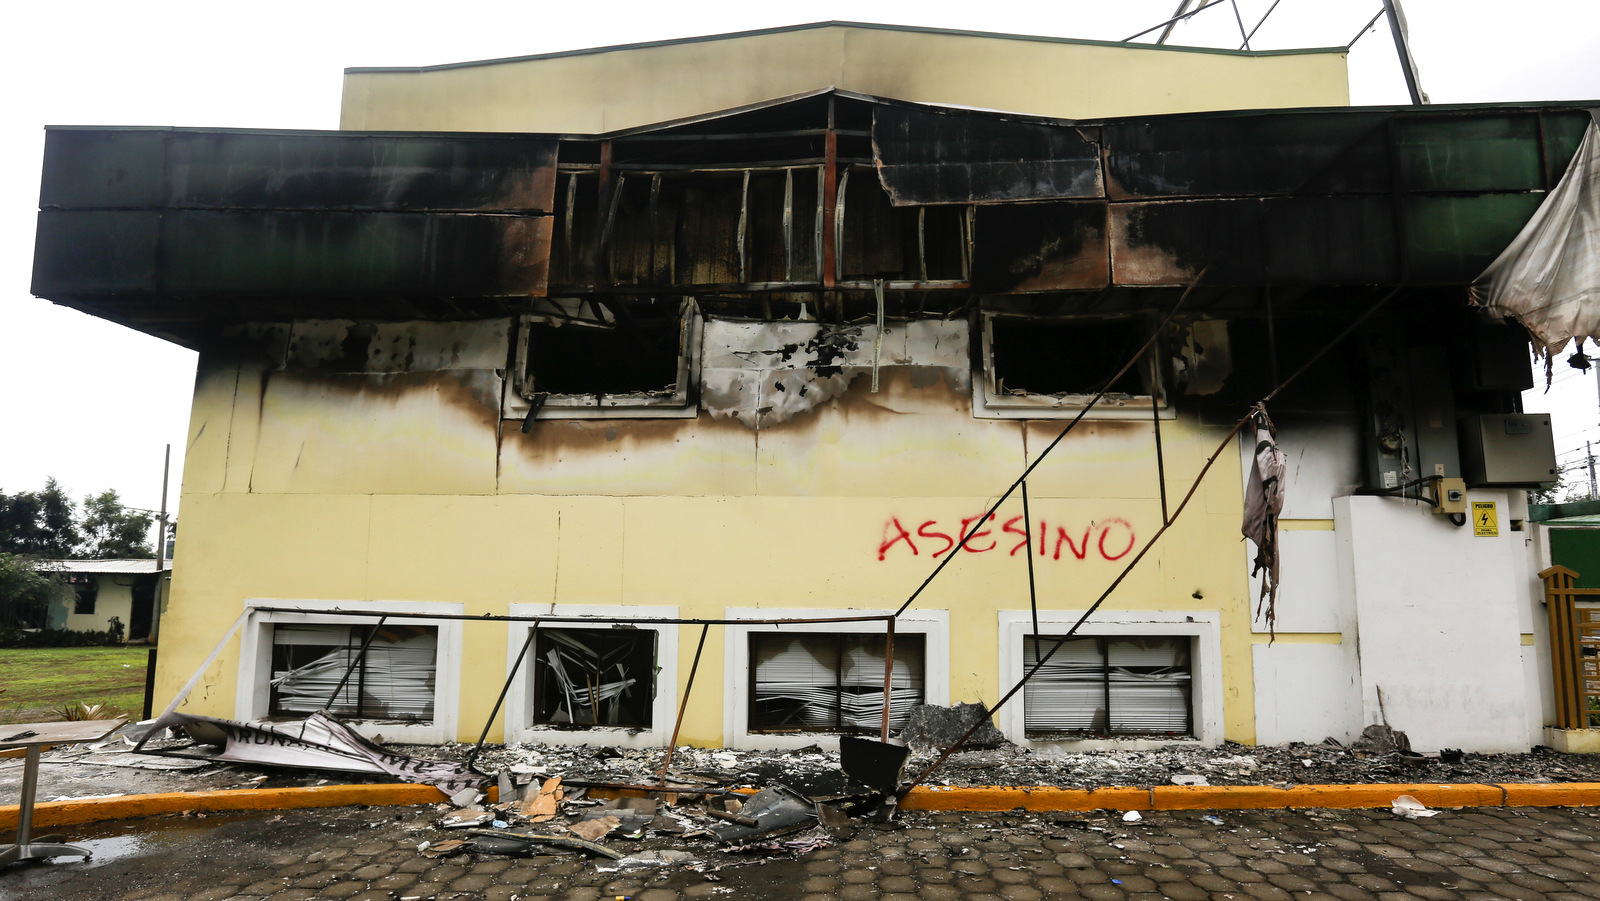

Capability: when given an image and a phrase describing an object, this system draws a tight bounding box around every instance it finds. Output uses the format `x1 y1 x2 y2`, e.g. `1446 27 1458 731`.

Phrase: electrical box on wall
1460 413 1557 487
1363 338 1459 490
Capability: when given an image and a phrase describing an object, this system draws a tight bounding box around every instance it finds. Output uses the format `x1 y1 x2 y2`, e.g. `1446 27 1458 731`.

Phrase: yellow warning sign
1472 501 1499 537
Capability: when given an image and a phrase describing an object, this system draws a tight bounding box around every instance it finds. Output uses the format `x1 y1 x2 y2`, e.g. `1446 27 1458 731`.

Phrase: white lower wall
1251 642 1362 745
1335 493 1530 752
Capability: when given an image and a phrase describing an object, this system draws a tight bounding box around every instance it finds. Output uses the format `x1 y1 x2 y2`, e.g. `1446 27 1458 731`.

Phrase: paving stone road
6 802 1600 901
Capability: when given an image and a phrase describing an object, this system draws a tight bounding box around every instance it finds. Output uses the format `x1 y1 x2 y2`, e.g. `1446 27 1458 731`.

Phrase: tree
0 479 79 558
0 551 60 630
79 490 153 559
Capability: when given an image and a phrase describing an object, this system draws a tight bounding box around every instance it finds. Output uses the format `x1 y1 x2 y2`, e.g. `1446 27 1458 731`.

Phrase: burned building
28 23 1587 753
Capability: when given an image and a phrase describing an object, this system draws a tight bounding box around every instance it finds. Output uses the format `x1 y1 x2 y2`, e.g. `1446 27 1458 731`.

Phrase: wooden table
1 718 126 867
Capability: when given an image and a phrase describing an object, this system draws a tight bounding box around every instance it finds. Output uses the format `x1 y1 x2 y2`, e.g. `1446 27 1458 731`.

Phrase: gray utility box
1460 413 1557 487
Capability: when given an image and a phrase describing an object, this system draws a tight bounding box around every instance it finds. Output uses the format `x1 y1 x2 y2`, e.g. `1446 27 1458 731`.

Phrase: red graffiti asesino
878 516 1135 562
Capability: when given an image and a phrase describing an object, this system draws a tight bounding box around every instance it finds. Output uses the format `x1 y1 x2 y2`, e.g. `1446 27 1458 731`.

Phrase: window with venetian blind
268 623 439 723
749 632 925 734
1021 635 1192 737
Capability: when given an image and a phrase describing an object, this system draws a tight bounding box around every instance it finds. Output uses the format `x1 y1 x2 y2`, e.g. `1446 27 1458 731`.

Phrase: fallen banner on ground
131 710 487 797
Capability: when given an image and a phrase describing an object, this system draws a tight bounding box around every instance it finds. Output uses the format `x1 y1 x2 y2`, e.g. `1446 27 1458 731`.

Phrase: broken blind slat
750 633 925 733
1022 636 1191 736
270 624 438 721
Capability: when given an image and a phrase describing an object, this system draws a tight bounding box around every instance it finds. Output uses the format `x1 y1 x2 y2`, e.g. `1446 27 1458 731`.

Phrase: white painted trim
504 604 679 748
721 608 950 751
996 609 1223 750
235 599 463 745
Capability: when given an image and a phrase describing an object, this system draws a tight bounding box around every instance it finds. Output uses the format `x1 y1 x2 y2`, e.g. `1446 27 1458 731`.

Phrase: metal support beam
1157 0 1197 43
1382 0 1428 105
659 624 710 780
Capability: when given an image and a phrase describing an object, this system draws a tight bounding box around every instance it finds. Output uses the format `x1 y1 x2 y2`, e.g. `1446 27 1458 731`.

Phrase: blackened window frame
973 310 1170 420
510 298 701 418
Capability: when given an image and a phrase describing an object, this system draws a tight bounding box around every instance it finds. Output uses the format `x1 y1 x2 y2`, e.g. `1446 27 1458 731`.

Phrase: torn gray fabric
1242 404 1287 639
133 710 487 796
1471 111 1600 363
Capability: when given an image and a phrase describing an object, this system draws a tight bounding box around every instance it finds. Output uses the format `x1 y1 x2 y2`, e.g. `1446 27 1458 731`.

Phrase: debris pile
415 772 877 871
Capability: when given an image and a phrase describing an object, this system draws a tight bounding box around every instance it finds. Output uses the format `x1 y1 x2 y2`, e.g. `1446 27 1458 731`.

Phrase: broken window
513 297 698 415
532 628 656 729
1022 636 1191 738
748 633 925 734
67 574 97 614
268 623 438 722
975 312 1164 418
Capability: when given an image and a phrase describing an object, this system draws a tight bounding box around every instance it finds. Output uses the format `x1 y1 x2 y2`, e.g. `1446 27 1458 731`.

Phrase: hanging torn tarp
1472 111 1600 368
1242 404 1287 640
131 710 488 796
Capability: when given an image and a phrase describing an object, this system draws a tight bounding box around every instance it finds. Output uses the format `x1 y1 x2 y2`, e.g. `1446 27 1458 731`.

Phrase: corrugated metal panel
873 104 1102 205
32 558 167 575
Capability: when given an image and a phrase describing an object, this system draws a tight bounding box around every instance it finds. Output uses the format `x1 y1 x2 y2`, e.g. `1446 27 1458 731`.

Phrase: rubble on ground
411 736 1600 794
899 702 1011 754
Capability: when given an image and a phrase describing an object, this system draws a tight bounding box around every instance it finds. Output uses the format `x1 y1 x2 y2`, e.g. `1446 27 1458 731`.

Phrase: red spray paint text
877 515 1135 562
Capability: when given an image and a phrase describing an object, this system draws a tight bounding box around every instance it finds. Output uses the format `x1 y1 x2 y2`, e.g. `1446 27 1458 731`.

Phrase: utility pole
144 444 170 721
1588 441 1597 500
156 444 169 573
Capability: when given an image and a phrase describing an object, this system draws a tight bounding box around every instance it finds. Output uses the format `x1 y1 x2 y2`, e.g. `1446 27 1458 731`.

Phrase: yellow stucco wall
339 24 1348 134
62 577 134 634
157 335 1254 746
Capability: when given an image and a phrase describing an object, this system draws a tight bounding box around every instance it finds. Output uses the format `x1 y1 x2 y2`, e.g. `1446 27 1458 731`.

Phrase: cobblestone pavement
7 802 1600 901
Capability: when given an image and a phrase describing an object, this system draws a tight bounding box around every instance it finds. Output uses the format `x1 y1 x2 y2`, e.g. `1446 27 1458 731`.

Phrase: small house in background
25 22 1592 753
34 559 167 642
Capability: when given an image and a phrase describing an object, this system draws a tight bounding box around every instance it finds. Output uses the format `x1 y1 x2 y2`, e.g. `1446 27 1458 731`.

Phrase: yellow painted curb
900 782 1600 812
5 782 1600 832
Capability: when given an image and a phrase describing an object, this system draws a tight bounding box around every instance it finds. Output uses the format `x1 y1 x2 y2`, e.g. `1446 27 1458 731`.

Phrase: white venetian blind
1022 635 1190 736
270 623 438 721
750 633 925 732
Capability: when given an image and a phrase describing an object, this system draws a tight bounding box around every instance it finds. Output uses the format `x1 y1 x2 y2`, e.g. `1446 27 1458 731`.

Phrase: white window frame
503 604 679 749
506 300 703 420
997 610 1222 750
972 311 1172 420
236 599 463 745
723 608 950 751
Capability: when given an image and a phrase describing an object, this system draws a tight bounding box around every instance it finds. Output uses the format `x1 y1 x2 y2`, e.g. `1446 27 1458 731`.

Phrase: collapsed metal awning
31 92 1597 347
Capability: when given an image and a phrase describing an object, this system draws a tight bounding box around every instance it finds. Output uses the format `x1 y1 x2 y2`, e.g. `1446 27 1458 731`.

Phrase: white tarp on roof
1471 112 1600 360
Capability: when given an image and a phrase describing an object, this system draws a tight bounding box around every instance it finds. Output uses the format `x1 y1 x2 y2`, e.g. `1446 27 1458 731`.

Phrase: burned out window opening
268 623 439 723
1022 635 1192 739
67 574 97 614
973 311 1170 420
531 627 657 729
748 632 926 734
511 297 700 418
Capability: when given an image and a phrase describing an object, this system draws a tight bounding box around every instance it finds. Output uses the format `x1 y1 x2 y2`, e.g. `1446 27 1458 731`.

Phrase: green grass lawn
0 647 150 723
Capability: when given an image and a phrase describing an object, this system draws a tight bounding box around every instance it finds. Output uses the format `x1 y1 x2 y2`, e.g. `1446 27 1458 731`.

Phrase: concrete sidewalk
7 800 1600 901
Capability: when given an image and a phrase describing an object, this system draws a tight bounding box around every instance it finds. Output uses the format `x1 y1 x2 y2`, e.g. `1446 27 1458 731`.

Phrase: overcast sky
4 0 1599 517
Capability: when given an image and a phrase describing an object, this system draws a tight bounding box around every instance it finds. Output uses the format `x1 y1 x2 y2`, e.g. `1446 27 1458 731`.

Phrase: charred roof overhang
29 93 1596 347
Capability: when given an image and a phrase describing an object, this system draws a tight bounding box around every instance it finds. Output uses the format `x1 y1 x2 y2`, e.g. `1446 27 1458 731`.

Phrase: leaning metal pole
659 623 710 780
893 270 1207 619
897 286 1403 797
